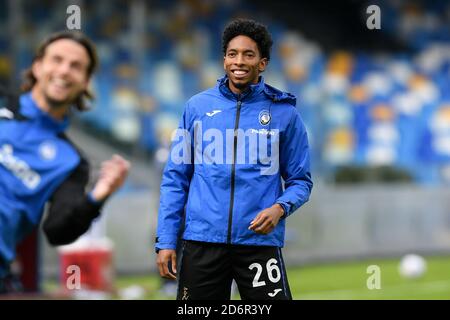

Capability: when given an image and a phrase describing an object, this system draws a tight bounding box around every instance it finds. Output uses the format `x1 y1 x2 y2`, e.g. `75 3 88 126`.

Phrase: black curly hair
222 19 273 61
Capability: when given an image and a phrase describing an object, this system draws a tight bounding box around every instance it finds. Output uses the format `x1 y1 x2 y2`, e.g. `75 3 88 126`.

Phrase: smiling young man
156 19 312 300
0 31 130 294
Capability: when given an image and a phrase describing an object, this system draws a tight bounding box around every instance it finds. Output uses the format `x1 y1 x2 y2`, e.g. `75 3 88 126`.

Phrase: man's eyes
227 52 255 58
71 63 83 71
51 56 63 63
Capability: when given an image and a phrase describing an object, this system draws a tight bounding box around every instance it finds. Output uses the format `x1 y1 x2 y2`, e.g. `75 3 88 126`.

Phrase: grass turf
46 255 450 299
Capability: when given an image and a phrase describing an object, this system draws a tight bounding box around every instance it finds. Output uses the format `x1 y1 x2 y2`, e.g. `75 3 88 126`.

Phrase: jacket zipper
227 99 242 244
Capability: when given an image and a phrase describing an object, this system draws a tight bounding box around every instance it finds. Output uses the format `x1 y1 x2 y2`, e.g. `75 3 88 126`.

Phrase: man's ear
223 56 226 71
31 60 41 80
258 58 268 73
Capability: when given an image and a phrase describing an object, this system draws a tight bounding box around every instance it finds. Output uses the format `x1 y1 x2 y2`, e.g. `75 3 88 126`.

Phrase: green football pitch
111 255 450 300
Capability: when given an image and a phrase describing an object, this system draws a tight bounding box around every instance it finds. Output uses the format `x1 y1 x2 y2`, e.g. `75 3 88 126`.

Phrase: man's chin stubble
231 80 249 90
45 95 73 110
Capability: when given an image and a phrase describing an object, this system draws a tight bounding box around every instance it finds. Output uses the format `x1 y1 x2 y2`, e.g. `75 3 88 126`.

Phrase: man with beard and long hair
0 31 130 294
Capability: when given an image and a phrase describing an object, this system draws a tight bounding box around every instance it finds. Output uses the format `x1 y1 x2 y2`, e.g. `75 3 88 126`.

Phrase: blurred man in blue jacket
0 31 129 294
156 19 312 300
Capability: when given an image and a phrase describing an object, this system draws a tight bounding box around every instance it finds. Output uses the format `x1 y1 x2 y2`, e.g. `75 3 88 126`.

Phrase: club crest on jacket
259 110 271 126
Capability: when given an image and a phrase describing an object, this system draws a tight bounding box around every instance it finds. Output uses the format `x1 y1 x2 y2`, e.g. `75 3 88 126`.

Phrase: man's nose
235 53 244 65
56 62 71 75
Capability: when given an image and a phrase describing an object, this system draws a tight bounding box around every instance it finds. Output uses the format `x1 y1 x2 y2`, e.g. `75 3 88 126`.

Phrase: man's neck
227 76 261 95
228 82 250 95
229 87 246 95
31 87 69 121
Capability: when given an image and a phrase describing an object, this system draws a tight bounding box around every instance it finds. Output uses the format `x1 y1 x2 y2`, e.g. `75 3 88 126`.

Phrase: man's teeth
52 79 69 87
233 70 247 75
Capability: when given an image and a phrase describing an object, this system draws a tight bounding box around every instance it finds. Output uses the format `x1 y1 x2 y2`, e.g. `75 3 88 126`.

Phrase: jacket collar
217 75 296 106
217 75 266 101
20 92 69 133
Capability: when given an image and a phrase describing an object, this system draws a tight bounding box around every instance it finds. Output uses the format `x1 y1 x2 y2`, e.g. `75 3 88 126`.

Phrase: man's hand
249 204 285 235
156 249 177 280
90 155 130 202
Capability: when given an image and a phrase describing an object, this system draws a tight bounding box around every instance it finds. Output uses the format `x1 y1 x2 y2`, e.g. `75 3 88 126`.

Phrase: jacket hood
262 83 297 106
217 75 296 106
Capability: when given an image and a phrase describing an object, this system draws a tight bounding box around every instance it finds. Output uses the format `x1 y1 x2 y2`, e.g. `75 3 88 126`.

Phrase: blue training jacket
0 93 78 268
0 92 103 277
155 76 313 250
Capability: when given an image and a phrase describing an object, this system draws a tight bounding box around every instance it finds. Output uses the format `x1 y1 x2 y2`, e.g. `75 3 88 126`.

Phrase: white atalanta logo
39 141 57 161
259 110 271 126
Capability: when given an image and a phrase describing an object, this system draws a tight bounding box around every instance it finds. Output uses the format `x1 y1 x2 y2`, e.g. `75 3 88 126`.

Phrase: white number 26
248 258 281 288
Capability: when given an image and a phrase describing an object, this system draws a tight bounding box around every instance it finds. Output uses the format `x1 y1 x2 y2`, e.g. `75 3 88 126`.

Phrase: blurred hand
157 249 177 280
249 204 285 235
91 154 130 201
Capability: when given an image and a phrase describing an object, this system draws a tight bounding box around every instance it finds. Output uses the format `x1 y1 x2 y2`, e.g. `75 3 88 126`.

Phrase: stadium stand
1 0 449 184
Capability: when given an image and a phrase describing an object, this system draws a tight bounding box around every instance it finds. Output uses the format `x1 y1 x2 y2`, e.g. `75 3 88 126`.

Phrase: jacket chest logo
39 141 57 161
259 110 271 126
206 110 222 117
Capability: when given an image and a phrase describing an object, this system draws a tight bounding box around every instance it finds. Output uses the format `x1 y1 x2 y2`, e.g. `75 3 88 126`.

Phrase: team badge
39 141 57 161
259 110 271 126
